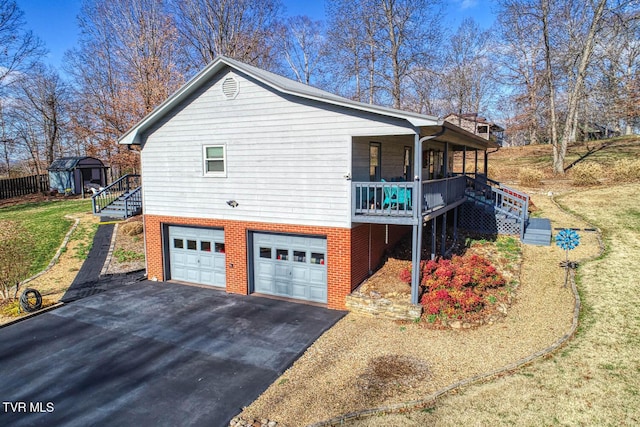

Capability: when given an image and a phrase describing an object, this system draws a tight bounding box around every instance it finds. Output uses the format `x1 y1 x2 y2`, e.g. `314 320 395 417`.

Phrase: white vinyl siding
140 69 417 228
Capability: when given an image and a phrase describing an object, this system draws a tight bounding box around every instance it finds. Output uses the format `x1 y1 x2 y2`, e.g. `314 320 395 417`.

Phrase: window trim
203 144 227 177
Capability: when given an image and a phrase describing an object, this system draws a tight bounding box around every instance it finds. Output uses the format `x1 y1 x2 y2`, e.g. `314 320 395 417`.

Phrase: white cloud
459 0 479 9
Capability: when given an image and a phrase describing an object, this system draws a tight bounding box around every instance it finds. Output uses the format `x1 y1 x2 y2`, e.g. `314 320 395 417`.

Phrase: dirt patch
356 355 431 405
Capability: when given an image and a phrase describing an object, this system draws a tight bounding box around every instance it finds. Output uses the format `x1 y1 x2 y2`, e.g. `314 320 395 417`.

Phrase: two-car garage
166 226 328 304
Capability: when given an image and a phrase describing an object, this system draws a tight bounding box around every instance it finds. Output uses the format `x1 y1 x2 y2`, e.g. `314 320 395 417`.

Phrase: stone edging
306 194 606 427
19 215 81 287
101 222 119 277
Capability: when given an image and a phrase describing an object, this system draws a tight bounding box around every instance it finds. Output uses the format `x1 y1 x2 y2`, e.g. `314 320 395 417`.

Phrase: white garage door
168 226 226 287
252 233 327 303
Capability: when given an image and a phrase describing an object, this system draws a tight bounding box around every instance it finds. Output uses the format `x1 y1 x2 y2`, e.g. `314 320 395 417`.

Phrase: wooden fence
0 174 49 200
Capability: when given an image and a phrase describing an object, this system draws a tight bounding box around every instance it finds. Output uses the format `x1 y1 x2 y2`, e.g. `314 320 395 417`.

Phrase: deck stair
92 174 142 219
460 175 550 245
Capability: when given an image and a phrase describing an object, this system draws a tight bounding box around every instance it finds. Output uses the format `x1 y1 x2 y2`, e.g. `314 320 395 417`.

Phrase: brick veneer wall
144 214 353 309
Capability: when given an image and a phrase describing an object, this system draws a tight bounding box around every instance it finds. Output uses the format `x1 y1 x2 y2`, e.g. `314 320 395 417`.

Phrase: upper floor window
203 145 226 176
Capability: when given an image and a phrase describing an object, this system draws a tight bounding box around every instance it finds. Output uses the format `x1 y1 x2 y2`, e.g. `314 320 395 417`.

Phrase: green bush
571 162 603 186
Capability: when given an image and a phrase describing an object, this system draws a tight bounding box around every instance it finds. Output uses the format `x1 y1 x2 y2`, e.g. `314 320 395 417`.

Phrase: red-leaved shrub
399 254 505 318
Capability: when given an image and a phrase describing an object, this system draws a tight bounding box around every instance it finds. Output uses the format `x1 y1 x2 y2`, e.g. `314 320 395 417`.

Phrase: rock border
305 195 605 427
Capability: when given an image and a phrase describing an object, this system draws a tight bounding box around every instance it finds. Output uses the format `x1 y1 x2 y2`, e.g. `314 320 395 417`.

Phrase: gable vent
222 76 239 99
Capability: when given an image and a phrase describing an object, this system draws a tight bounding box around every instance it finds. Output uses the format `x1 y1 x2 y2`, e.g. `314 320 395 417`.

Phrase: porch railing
352 176 467 220
92 174 141 215
422 175 466 212
352 181 415 217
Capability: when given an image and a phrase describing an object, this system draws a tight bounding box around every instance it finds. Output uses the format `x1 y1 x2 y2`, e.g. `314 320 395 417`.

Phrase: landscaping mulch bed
357 233 522 329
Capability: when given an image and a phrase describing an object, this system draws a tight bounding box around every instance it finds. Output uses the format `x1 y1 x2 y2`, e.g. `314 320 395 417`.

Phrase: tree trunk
541 0 561 173
560 0 607 169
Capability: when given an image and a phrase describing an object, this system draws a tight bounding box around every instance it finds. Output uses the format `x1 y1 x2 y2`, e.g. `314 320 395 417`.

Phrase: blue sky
19 0 496 70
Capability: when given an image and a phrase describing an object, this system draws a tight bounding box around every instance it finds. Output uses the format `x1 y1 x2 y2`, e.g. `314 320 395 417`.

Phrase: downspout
410 126 446 305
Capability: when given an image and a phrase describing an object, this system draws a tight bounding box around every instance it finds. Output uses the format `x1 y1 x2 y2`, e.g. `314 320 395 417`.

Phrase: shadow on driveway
0 281 345 426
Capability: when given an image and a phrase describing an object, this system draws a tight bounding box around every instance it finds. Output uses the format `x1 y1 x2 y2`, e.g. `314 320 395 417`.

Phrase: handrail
422 175 465 212
465 175 529 238
92 174 141 215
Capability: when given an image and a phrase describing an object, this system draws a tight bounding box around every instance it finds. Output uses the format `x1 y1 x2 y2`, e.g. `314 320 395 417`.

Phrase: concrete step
522 235 552 246
522 217 552 246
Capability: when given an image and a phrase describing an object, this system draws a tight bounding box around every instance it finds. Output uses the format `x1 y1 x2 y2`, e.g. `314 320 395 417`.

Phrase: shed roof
48 156 106 171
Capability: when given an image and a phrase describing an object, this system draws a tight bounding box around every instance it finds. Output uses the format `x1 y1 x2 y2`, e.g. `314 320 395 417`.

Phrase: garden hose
20 288 43 312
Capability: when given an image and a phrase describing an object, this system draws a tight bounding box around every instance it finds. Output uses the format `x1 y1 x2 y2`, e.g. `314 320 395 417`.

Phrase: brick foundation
143 215 410 310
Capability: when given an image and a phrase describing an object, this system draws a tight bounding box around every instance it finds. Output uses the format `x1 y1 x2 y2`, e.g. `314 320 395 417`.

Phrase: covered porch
349 122 499 305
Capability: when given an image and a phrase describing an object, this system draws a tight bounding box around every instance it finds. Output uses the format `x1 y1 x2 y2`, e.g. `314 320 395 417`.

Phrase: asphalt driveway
0 281 345 426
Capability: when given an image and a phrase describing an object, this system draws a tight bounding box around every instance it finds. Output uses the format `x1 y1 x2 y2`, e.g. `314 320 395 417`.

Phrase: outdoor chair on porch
382 181 412 210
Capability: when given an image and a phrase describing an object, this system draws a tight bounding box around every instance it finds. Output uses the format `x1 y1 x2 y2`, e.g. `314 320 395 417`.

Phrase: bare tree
556 0 608 172
11 64 68 166
495 0 546 145
170 0 283 71
326 0 442 109
440 18 494 118
66 0 182 176
378 0 443 109
275 15 325 85
0 0 46 86
325 0 370 101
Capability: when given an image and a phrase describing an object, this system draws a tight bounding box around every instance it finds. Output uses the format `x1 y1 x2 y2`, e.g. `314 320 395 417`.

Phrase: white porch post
411 132 423 305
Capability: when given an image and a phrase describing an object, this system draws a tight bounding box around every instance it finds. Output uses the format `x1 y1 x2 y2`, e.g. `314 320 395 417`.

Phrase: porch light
226 200 239 208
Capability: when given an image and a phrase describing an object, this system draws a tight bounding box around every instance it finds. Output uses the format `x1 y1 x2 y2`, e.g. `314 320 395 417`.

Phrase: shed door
168 226 225 287
252 233 327 303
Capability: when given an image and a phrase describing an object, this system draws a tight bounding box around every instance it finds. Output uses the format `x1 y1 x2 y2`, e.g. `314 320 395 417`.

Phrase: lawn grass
0 199 93 276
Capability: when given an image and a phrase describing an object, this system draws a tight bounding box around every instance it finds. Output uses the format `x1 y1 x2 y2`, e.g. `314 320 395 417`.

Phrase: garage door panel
168 226 226 288
308 286 326 302
308 268 325 285
291 284 308 299
291 265 308 281
252 232 327 304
